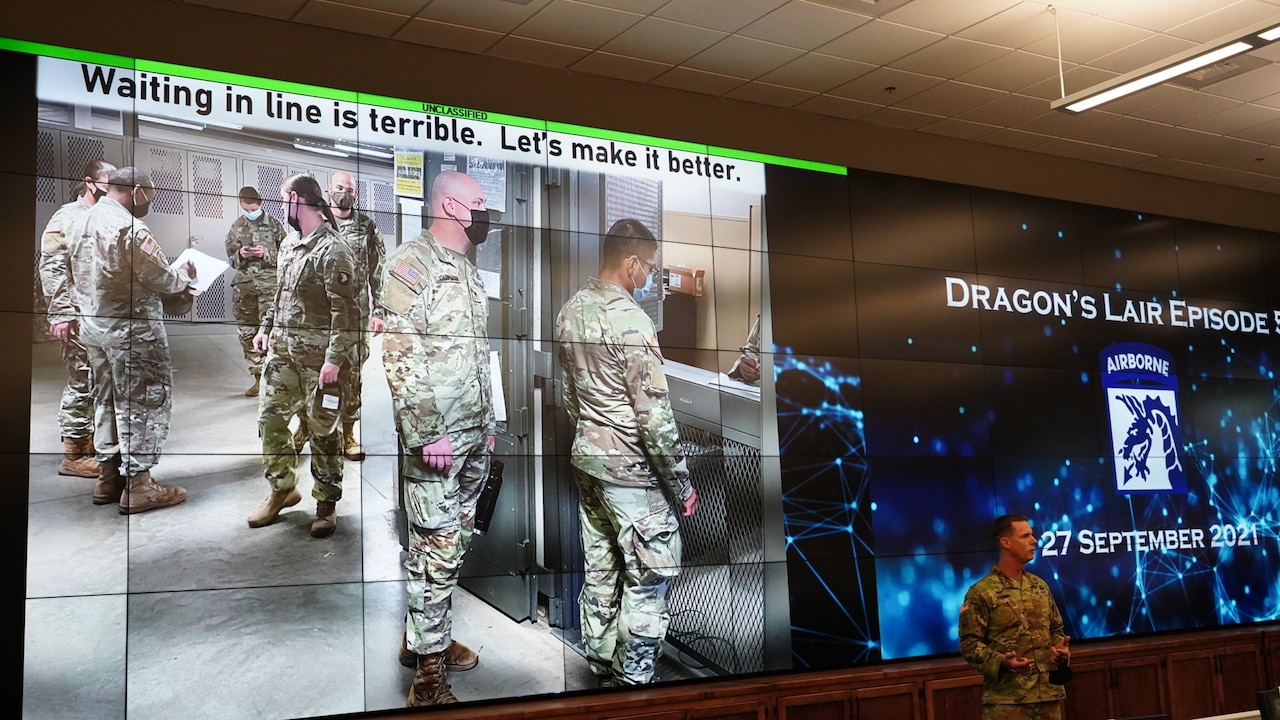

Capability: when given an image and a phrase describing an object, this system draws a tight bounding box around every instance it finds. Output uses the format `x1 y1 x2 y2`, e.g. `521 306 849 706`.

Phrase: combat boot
292 420 309 454
59 436 100 478
245 377 260 397
399 637 478 671
118 470 186 515
343 422 365 461
407 651 458 707
247 488 301 528
311 501 337 538
92 453 125 505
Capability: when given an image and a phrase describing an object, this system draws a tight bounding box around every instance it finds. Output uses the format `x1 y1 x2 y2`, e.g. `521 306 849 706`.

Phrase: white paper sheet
169 248 230 293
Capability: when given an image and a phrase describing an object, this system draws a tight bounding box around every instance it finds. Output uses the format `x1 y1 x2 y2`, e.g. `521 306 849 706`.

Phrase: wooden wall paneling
1109 655 1167 720
776 689 852 720
687 701 768 720
603 712 687 720
854 682 921 720
1215 643 1265 714
1063 660 1113 720
923 675 983 720
1166 648 1220 720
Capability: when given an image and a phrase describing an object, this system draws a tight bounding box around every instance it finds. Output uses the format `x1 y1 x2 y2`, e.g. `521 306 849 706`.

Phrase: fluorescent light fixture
333 143 394 159
292 142 350 158
1052 16 1280 113
138 114 204 130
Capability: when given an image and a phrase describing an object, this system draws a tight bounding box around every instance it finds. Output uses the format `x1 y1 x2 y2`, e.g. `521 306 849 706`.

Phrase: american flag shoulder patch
392 261 421 286
43 220 63 235
140 235 160 257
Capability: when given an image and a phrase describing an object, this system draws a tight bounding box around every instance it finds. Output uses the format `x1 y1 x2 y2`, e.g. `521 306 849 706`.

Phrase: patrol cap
238 186 262 202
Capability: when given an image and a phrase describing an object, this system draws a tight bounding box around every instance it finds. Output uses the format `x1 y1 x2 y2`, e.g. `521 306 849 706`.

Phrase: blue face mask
242 208 263 221
632 263 655 303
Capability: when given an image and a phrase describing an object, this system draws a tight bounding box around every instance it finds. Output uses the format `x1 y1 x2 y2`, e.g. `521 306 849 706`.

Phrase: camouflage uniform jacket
959 565 1067 705
555 277 691 501
334 210 385 318
259 223 358 368
65 197 194 348
379 229 493 448
225 212 286 286
38 197 92 326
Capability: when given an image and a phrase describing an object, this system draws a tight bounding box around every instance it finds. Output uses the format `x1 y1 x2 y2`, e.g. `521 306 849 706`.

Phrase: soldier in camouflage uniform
555 218 700 688
960 514 1071 720
39 159 115 478
224 185 286 398
727 313 762 385
379 170 492 706
247 174 358 539
64 167 195 513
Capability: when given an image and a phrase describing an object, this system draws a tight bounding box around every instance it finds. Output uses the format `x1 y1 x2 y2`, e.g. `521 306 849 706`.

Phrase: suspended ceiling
176 0 1280 194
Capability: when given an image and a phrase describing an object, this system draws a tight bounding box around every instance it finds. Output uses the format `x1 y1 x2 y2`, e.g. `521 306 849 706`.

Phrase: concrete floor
23 329 600 720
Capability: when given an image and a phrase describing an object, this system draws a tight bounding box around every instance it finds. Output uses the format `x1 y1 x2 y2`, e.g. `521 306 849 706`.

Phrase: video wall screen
8 35 1280 719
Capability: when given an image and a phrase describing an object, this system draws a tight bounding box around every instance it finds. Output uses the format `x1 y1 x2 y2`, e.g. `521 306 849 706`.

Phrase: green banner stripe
547 122 707 154
0 38 132 68
708 146 846 175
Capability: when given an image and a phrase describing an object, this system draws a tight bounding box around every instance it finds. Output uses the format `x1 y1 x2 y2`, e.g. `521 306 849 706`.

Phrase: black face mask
464 208 491 245
286 196 301 233
90 183 107 201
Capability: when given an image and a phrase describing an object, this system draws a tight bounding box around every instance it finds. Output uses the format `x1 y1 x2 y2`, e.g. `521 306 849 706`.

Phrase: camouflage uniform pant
231 278 274 380
983 701 1063 720
86 339 173 477
402 427 489 656
573 469 683 685
337 312 368 425
257 349 345 502
58 337 94 439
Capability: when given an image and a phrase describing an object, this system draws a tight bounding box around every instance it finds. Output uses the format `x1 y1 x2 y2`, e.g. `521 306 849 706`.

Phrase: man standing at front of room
960 515 1071 720
380 170 492 707
555 218 699 688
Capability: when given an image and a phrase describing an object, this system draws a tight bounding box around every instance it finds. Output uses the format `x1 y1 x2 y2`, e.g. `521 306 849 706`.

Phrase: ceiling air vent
1167 53 1270 90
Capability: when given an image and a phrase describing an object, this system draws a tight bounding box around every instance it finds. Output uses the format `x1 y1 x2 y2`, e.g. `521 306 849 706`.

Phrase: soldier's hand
238 246 255 258
50 321 73 341
183 261 197 279
487 435 496 452
252 332 271 353
369 316 385 336
318 361 341 387
421 435 454 472
681 488 699 517
737 356 760 383
1051 636 1071 664
252 244 266 258
1002 650 1034 674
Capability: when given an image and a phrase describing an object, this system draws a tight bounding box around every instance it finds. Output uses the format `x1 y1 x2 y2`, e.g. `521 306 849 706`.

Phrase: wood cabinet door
1216 643 1264 714
1166 648 1217 720
924 675 983 720
855 682 921 720
1063 660 1113 720
777 690 851 720
1110 655 1166 719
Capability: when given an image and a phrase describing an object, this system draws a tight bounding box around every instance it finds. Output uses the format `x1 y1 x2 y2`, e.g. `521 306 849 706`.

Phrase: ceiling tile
1200 63 1280 103
955 50 1062 93
571 51 672 82
600 17 726 65
1183 102 1280 134
894 82 1007 117
794 93 882 120
881 0 1020 36
890 37 1012 80
513 0 641 48
919 117 1002 140
827 67 945 104
1100 0 1239 32
651 66 748 95
1078 145 1157 167
1130 91 1239 125
654 0 789 33
725 81 819 108
294 0 409 36
1255 91 1280 110
978 128 1054 151
958 3 1088 48
579 0 667 12
486 35 591 68
1166 0 1280 43
757 53 876 93
1123 125 1219 156
1210 140 1280 171
1020 64 1117 100
1036 137 1106 159
184 0 307 18
1022 16 1152 65
417 0 552 33
393 18 503 53
860 106 945 130
1016 107 1115 137
1173 135 1270 164
807 0 913 17
1071 115 1172 146
1235 116 1280 144
738 1 872 49
1091 33 1198 74
1033 0 1129 13
957 92 1052 126
683 35 805 78
818 19 945 66
326 0 425 12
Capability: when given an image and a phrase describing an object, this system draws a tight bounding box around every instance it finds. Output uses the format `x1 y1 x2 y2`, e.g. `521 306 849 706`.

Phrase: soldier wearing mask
39 159 116 479
292 170 384 461
64 167 196 513
379 170 492 706
225 185 286 397
248 173 358 539
555 218 699 688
